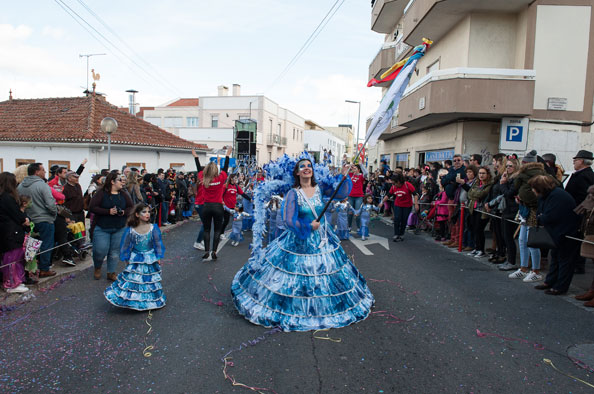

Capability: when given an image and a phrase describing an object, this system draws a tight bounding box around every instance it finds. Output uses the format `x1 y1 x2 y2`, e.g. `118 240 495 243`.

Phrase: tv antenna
79 53 106 92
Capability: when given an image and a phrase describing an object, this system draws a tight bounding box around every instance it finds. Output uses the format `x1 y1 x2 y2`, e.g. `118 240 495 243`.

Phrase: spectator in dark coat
530 176 580 295
565 150 594 274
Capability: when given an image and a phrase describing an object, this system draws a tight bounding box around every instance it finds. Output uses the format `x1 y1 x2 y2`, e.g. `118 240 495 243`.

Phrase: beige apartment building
144 84 306 165
368 0 594 171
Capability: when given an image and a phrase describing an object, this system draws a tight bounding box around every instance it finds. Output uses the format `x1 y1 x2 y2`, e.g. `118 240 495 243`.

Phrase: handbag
527 226 556 249
580 234 594 259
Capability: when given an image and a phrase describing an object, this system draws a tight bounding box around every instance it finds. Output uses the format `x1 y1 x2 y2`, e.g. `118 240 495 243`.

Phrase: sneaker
393 235 399 242
498 262 517 271
361 236 366 241
508 269 527 279
193 242 205 250
523 271 543 283
462 247 474 252
202 252 211 261
211 251 218 261
62 258 76 266
474 251 486 258
467 250 478 256
6 284 29 293
396 236 403 242
232 241 238 246
164 222 171 225
220 234 226 240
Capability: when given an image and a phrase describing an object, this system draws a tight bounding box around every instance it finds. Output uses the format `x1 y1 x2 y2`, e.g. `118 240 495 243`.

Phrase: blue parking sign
506 126 523 142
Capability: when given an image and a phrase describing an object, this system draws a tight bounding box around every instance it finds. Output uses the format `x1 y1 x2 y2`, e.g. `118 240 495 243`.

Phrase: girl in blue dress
224 205 251 246
105 203 166 311
354 194 380 241
334 199 352 240
231 159 374 332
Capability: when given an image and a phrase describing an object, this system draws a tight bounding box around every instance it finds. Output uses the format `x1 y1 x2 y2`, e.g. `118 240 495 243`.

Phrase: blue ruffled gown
356 204 379 237
231 181 375 332
104 224 166 311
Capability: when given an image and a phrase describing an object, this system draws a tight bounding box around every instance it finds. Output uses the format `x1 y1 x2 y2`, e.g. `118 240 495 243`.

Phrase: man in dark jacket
565 150 594 273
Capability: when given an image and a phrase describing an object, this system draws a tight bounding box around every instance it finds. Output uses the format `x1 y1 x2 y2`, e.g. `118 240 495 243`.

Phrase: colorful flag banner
365 39 432 147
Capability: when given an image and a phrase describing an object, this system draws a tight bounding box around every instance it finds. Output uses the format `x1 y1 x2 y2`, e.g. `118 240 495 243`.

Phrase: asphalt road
2 219 594 393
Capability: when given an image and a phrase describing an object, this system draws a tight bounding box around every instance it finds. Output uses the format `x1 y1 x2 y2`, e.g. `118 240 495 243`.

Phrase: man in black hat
565 149 594 274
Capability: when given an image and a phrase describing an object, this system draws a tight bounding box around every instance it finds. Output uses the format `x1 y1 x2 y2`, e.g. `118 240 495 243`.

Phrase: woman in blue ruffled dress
231 159 375 331
105 203 166 311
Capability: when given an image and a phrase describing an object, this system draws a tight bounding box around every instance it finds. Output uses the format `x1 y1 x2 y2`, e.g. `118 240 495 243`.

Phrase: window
145 117 161 127
169 163 185 171
16 159 34 167
0 158 3 172
48 160 71 171
163 117 183 128
126 162 146 171
426 58 440 75
268 152 272 162
269 119 273 133
211 115 219 128
277 123 282 136
293 128 295 140
186 117 199 127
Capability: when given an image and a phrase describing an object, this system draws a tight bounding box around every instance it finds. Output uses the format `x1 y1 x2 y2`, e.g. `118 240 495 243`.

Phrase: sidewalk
378 215 593 292
0 218 196 306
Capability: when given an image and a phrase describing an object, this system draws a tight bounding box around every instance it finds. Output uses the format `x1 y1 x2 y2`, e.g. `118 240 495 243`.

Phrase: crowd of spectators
360 149 594 302
0 157 200 292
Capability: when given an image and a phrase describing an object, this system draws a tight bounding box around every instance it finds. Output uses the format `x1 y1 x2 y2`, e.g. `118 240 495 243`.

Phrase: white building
304 120 345 164
143 84 306 165
0 94 209 189
368 0 594 170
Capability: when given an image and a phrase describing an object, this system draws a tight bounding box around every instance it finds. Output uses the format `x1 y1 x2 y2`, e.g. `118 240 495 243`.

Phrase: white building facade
143 85 306 166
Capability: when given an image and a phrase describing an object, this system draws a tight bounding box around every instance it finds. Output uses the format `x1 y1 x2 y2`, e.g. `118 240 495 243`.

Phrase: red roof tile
0 96 208 150
167 98 199 107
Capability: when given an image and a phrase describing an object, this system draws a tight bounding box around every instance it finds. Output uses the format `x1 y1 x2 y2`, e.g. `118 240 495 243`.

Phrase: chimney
217 85 229 96
232 84 241 96
9 89 12 100
126 89 138 115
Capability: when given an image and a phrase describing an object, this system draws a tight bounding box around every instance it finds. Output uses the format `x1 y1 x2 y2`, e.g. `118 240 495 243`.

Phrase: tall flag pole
317 38 432 221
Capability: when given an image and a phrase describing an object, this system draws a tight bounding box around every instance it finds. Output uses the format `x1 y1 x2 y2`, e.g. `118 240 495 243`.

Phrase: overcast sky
1 0 383 137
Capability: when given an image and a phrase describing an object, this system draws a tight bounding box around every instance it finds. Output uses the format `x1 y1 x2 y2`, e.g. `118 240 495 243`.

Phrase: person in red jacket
221 173 251 237
382 173 419 242
348 164 366 233
198 146 232 261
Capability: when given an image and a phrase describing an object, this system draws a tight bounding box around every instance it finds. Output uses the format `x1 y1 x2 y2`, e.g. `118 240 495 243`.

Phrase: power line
73 0 180 95
266 0 346 92
54 0 179 95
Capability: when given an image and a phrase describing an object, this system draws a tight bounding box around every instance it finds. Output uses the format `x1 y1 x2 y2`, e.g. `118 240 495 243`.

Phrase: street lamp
345 99 361 157
100 117 118 170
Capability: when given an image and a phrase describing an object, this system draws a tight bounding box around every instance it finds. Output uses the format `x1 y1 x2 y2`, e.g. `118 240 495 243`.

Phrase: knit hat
522 150 538 163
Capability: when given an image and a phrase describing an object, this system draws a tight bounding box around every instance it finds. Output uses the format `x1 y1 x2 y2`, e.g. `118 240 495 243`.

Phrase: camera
116 207 124 216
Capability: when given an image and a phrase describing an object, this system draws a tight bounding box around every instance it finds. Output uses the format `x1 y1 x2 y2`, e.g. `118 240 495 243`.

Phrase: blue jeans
93 226 126 273
195 204 204 243
518 225 540 269
348 196 363 229
393 206 412 237
35 221 55 271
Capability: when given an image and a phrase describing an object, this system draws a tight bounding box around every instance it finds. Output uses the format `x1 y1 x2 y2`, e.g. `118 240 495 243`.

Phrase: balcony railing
267 134 281 145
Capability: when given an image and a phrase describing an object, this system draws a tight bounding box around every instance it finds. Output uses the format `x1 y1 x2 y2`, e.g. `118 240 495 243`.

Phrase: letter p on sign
506 126 523 142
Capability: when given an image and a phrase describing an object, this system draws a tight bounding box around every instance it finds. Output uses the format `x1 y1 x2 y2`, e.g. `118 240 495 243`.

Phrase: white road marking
349 234 390 256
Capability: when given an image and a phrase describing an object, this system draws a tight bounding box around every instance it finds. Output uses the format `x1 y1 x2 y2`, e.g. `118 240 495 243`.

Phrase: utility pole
79 53 106 92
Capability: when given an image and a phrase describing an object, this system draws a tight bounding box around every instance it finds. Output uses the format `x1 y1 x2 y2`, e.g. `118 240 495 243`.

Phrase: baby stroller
66 221 91 261
417 205 436 235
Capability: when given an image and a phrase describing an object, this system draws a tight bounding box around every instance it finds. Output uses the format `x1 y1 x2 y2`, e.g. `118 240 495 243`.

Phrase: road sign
499 117 529 151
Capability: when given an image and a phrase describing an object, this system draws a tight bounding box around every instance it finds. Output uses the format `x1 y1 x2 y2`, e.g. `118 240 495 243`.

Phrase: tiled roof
167 98 199 107
0 96 209 150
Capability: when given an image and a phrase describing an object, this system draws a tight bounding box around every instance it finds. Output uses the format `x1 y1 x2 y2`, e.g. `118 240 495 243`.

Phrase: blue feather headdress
250 152 343 254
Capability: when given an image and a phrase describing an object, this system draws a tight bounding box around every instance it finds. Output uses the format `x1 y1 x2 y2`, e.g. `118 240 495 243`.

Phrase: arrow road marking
349 234 390 256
